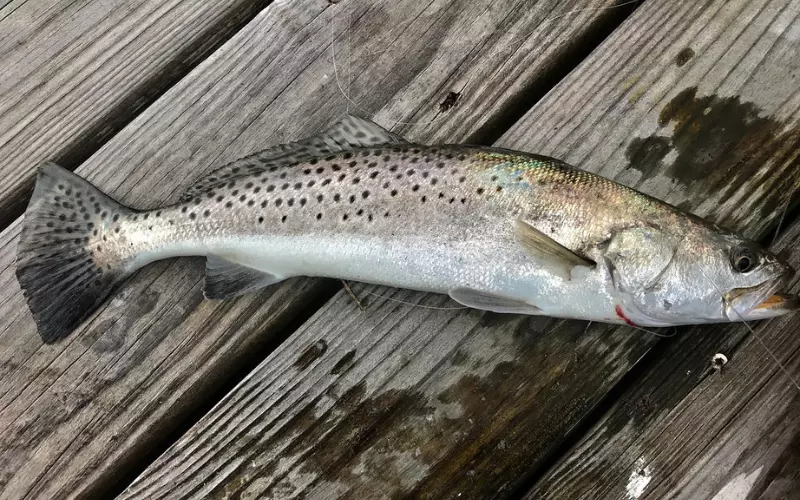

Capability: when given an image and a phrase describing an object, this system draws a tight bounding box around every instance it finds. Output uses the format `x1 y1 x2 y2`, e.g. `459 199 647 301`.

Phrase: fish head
599 224 797 325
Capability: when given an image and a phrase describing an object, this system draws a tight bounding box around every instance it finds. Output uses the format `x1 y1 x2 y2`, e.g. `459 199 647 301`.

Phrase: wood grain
0 0 274 231
117 0 800 498
0 0 630 498
524 218 800 500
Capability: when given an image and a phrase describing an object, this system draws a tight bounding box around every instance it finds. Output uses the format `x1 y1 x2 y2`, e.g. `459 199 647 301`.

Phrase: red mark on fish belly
615 305 637 327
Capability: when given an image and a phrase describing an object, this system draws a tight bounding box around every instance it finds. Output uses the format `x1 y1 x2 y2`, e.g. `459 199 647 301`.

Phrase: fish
15 115 799 343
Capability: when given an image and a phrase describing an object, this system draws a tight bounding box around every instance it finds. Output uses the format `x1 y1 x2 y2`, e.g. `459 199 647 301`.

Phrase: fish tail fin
16 163 137 343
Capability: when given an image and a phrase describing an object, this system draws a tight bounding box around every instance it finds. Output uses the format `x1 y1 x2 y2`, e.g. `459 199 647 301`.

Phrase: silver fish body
16 116 798 342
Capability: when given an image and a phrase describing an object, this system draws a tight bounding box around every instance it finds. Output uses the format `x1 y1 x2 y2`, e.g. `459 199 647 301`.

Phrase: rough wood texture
0 0 630 498
0 0 274 231
118 0 800 498
524 218 800 500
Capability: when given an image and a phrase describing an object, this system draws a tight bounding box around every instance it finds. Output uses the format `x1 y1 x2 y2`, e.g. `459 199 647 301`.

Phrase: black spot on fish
282 215 287 223
316 213 322 220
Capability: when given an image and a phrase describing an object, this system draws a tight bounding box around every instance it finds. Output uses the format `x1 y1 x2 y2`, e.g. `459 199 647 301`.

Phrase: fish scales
15 116 798 343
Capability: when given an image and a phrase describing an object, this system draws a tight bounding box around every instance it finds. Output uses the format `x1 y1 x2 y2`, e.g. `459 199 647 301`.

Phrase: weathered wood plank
0 0 632 498
524 218 800 500
117 0 800 498
0 0 274 230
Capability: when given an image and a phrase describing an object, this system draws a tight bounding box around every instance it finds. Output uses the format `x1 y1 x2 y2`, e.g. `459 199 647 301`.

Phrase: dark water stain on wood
626 87 800 224
675 47 694 67
294 339 329 370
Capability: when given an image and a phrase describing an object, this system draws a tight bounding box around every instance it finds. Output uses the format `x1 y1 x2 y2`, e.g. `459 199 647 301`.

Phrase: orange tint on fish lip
755 293 800 310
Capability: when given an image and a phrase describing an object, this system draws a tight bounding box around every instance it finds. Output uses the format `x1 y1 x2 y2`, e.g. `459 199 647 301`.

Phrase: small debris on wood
341 280 365 310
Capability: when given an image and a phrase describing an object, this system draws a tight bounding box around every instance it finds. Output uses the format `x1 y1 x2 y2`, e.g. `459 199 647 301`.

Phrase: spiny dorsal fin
181 115 408 201
513 219 594 280
204 256 284 300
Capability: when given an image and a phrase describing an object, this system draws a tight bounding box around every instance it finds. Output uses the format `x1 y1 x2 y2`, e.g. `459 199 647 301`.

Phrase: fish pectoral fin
204 256 284 300
513 219 594 280
448 287 542 315
181 115 408 201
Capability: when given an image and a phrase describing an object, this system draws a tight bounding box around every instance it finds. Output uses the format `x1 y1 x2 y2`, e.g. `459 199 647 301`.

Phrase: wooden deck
0 0 798 498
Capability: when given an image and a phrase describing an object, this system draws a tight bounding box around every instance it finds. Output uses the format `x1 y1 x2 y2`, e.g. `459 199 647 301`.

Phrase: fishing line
770 191 792 247
697 266 800 393
359 288 469 310
628 324 677 338
330 0 642 127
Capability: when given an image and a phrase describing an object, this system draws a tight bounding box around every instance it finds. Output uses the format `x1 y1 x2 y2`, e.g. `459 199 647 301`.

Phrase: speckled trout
17 116 798 343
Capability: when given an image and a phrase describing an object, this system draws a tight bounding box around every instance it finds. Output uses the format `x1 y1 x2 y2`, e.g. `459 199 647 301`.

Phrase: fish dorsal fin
204 256 285 300
449 287 542 315
514 219 594 280
181 115 409 201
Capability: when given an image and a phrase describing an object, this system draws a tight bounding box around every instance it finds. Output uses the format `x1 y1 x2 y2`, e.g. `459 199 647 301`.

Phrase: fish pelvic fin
16 163 137 343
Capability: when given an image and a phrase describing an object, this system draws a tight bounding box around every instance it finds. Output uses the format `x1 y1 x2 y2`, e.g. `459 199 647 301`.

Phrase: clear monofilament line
698 266 800 393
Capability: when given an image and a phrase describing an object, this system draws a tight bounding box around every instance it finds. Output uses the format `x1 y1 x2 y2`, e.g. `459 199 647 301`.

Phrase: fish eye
731 246 759 273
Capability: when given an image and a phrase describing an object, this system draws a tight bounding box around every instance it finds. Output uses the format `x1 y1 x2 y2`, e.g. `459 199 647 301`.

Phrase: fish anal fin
204 256 284 300
514 219 594 280
449 287 541 315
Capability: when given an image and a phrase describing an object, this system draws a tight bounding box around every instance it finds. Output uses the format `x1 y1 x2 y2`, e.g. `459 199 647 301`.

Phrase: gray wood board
0 0 273 230
0 0 630 498
117 0 800 498
523 217 800 499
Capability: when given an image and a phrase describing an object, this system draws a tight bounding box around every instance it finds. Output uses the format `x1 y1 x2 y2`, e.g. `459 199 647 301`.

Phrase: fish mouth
725 278 800 320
